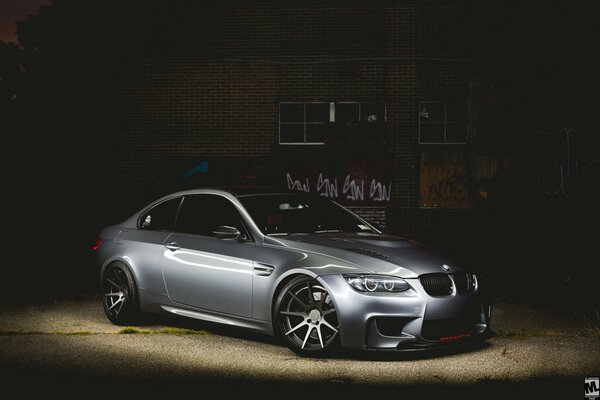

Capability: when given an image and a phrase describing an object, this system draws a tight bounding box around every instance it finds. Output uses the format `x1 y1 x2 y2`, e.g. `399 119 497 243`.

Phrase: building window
279 102 386 144
418 101 466 144
335 102 360 124
280 102 331 144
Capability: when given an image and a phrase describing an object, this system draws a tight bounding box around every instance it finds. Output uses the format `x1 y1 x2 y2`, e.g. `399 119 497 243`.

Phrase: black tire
274 275 340 357
101 261 141 325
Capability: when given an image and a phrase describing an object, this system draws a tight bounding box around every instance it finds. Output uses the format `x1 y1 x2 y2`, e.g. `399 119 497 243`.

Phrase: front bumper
318 274 493 350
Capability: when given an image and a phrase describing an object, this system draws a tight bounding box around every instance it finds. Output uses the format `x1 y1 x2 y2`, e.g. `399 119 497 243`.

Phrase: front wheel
101 262 141 325
274 276 340 357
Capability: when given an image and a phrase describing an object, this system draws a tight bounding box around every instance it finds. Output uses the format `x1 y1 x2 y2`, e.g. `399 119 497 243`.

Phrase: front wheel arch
271 273 306 323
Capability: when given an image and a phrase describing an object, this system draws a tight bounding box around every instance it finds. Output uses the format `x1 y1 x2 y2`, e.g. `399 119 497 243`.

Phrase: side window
139 197 182 231
175 195 247 237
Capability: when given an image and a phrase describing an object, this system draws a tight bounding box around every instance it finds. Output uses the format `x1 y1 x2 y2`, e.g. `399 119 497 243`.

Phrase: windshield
239 194 375 235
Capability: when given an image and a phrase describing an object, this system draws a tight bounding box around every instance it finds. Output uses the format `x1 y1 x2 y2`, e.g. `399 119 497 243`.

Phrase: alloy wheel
277 278 339 352
102 265 131 320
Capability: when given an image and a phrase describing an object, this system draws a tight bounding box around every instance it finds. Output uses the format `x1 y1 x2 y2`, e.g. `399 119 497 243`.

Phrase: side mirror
212 225 241 240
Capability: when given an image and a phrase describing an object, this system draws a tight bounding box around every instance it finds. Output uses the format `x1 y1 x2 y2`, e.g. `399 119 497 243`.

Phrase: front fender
251 243 366 322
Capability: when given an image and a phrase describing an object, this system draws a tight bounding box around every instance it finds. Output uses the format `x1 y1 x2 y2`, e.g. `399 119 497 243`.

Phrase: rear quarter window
139 197 182 231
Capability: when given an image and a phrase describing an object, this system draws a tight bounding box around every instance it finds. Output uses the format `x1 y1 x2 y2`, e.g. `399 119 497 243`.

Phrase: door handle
165 242 180 251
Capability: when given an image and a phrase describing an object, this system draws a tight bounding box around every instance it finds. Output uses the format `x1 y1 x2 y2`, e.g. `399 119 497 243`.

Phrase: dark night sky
0 0 51 43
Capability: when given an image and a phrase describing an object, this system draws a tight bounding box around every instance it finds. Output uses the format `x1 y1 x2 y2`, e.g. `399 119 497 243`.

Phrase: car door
161 194 255 317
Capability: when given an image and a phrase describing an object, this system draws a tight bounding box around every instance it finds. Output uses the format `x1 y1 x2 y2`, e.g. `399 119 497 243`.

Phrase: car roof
207 186 309 197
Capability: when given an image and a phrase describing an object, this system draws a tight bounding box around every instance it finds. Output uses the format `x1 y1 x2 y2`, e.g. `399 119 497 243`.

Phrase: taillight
93 238 102 251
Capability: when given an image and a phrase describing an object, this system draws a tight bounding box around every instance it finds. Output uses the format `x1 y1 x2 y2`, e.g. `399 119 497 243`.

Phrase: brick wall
111 1 511 234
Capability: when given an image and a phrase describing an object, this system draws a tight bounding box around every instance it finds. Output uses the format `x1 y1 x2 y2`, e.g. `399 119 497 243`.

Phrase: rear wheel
101 262 141 325
274 276 340 357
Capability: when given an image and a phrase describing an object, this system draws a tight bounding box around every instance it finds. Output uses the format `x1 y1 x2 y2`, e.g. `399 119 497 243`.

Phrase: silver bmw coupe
95 187 493 356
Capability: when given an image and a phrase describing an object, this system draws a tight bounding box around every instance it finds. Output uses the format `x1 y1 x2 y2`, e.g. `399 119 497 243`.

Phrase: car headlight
343 274 410 293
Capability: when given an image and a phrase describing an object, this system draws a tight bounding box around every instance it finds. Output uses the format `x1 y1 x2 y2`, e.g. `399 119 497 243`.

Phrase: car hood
270 232 460 278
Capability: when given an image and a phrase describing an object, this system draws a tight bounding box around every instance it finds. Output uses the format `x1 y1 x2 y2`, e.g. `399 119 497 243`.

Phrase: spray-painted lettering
286 173 392 203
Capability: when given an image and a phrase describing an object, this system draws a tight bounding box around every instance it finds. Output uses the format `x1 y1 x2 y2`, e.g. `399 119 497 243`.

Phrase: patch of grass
118 327 152 334
158 327 210 335
118 327 210 335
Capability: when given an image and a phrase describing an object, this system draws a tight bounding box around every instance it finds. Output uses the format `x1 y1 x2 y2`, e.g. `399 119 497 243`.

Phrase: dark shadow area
5 1 113 305
2 365 578 400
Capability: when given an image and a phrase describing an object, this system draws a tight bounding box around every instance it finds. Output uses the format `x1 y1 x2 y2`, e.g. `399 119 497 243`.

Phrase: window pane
420 123 445 143
419 102 444 123
176 195 243 236
446 102 466 123
336 103 360 123
306 103 330 123
280 103 304 123
140 197 182 231
361 103 386 123
306 124 326 143
446 123 466 143
280 124 305 143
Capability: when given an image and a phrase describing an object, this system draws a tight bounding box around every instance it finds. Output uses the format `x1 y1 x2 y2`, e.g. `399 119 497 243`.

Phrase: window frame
418 101 466 145
174 194 253 241
137 196 184 232
334 101 361 124
279 102 331 145
279 101 387 145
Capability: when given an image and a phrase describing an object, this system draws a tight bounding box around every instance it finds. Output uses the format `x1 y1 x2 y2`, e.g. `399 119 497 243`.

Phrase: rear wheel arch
100 257 139 286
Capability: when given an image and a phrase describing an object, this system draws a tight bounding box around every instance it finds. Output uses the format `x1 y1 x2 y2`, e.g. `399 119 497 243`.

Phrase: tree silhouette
7 0 114 303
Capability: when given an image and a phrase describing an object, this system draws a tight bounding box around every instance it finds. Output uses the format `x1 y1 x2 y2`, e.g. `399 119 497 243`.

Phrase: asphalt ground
1 298 599 399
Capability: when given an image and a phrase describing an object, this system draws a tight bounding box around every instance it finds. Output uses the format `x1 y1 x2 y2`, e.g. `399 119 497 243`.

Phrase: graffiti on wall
536 127 600 198
419 156 470 207
162 156 270 193
419 150 471 207
286 172 392 203
283 155 394 205
161 152 394 206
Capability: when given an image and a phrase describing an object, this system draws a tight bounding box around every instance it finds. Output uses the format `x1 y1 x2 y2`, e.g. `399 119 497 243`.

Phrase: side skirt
159 305 274 335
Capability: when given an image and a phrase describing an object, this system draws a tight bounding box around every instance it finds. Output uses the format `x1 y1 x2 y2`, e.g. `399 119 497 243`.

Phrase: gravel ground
1 298 599 399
